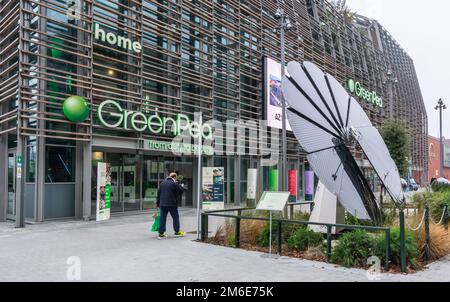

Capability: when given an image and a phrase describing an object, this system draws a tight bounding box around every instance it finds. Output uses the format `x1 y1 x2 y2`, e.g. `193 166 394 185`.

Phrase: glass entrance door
142 156 194 208
7 153 15 218
174 157 193 207
108 153 140 213
164 157 193 207
122 154 139 211
142 156 164 210
109 153 122 213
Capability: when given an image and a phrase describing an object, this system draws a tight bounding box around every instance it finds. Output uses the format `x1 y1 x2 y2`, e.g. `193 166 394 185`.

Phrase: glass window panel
45 146 76 183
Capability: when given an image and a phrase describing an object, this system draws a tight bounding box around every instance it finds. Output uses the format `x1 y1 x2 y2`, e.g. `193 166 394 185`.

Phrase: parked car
409 178 419 191
401 178 408 191
401 178 418 192
433 177 450 185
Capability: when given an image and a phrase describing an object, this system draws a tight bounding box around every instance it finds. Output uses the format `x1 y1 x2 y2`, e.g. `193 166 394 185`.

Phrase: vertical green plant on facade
380 120 410 177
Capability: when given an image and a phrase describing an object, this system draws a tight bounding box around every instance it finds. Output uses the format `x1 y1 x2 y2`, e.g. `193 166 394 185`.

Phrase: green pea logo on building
346 79 383 108
347 79 356 93
63 96 89 122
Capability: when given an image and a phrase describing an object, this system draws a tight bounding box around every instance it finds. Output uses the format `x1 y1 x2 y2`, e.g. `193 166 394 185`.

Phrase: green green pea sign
97 100 212 139
62 96 212 140
347 79 383 108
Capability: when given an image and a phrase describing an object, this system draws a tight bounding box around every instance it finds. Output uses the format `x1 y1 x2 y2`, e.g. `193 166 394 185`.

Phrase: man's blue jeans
158 206 180 234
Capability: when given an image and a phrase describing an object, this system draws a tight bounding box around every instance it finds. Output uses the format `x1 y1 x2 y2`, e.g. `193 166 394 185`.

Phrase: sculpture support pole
399 209 407 273
281 13 287 195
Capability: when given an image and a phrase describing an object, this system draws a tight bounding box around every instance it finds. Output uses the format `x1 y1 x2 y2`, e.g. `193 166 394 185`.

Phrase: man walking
156 172 186 239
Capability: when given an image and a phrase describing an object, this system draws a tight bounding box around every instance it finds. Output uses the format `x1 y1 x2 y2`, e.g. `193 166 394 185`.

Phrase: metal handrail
202 207 255 214
201 209 391 271
203 212 389 231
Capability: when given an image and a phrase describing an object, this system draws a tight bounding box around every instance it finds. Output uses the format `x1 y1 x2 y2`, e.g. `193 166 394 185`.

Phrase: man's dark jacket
157 177 185 207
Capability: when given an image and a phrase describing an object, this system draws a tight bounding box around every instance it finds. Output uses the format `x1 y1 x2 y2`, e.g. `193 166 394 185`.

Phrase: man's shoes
157 233 167 240
174 231 186 237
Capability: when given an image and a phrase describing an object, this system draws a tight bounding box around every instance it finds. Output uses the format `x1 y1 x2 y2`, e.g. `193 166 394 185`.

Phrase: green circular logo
348 79 355 93
63 96 89 122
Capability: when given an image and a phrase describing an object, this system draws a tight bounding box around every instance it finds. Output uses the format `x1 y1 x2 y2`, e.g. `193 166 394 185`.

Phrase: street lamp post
384 69 398 121
435 99 447 178
380 70 398 203
384 69 408 273
274 8 293 195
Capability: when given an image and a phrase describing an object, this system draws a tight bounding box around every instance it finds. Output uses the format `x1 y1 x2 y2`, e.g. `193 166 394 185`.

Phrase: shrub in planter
380 207 397 227
257 221 307 247
212 221 234 246
331 230 375 268
256 222 275 247
431 181 450 193
293 211 311 221
282 212 310 241
374 227 420 270
345 213 375 227
286 228 323 251
227 235 236 248
415 224 450 261
240 220 266 245
281 223 305 242
413 191 450 223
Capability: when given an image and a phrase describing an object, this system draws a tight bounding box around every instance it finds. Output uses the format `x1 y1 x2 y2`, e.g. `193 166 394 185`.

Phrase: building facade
428 135 450 182
0 0 427 223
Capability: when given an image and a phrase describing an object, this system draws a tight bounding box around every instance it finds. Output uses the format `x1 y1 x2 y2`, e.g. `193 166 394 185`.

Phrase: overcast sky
346 0 450 139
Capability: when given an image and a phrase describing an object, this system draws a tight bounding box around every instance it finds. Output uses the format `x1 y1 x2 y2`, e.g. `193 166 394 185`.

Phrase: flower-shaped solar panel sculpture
282 61 405 224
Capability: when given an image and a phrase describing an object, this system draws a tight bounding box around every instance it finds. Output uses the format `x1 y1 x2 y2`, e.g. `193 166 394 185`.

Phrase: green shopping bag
151 210 160 232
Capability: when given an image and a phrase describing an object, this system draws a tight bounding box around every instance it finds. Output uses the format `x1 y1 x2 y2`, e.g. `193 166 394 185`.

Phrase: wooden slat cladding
13 0 94 141
0 0 20 135
0 0 426 172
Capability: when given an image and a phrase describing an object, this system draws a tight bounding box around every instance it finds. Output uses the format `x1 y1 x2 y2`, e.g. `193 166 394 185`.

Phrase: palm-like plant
332 0 356 23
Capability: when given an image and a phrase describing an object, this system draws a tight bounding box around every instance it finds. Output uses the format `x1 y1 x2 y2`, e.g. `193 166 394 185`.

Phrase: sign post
196 114 202 240
256 191 290 258
202 167 225 211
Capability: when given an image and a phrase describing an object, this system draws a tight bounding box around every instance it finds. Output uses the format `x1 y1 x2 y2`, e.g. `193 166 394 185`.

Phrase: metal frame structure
0 0 427 225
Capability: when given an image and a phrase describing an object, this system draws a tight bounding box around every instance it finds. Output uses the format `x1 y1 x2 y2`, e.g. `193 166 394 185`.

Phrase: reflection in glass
45 146 75 183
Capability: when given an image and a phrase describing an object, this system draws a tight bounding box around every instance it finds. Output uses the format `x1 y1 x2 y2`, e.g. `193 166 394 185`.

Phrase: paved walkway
0 209 449 282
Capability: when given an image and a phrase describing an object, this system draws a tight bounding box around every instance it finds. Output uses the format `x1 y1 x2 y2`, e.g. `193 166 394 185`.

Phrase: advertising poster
268 168 279 191
96 162 111 221
288 170 298 198
264 57 291 131
247 169 258 200
304 170 315 201
202 167 225 210
16 155 22 179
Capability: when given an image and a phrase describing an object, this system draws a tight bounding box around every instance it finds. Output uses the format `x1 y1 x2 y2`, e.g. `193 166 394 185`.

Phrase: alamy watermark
169 113 281 166
366 256 382 281
66 256 81 281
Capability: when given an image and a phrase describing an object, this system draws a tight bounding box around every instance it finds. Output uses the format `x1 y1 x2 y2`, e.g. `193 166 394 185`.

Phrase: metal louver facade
0 0 427 223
